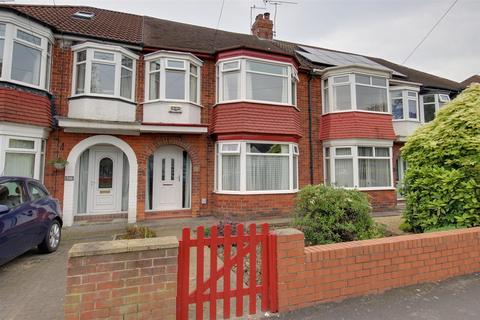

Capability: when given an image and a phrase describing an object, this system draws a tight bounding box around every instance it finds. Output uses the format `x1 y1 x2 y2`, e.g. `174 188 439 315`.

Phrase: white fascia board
71 41 139 59
0 121 50 139
144 50 203 66
389 78 423 87
54 34 142 51
321 64 393 79
323 138 393 147
140 124 208 134
389 85 421 92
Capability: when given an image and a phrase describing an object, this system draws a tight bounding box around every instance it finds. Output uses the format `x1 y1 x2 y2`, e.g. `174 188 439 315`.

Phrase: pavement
276 273 480 320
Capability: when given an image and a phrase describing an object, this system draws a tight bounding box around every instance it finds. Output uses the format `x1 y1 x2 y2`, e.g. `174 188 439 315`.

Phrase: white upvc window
0 21 52 90
145 52 201 104
71 43 138 102
216 141 299 194
217 57 297 106
0 136 45 181
324 144 393 190
322 72 390 114
420 93 451 123
391 88 419 121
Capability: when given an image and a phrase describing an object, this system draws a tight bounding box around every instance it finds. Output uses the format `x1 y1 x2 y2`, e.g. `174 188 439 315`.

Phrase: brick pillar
64 237 178 320
274 228 306 312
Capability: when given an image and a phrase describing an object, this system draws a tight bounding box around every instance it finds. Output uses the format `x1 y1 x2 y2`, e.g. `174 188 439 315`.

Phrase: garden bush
293 185 384 245
401 84 480 232
117 225 157 239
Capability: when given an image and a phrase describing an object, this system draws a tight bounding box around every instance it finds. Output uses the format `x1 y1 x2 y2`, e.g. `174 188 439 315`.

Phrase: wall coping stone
68 236 179 257
273 228 304 236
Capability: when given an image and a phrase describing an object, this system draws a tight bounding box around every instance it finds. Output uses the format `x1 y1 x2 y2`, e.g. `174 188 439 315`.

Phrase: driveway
277 273 480 320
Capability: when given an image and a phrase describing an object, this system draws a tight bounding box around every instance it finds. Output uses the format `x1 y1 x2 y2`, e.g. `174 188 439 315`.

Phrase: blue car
0 177 62 266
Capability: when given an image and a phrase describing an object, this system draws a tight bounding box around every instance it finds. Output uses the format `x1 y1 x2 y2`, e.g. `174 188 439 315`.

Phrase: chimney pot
255 13 263 21
264 12 270 19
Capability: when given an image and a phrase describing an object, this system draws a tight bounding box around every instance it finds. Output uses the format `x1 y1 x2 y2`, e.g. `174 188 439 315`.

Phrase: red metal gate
176 223 278 320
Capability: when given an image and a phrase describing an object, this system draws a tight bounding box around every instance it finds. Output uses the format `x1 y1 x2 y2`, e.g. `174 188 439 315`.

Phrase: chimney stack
251 12 273 40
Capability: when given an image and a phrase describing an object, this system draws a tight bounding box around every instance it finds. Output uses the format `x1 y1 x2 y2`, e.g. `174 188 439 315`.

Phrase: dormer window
72 43 137 101
322 69 390 114
145 52 202 104
217 58 297 106
390 88 419 120
420 93 450 123
0 21 52 90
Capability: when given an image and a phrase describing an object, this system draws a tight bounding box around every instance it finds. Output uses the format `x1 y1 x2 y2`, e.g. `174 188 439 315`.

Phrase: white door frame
63 135 138 226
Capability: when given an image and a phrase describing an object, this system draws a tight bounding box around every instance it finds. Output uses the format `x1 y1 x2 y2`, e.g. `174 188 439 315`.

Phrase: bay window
144 53 201 104
0 20 52 90
216 141 299 193
324 144 393 189
72 43 137 101
322 71 390 114
420 93 450 123
217 58 297 105
391 88 419 120
0 135 45 181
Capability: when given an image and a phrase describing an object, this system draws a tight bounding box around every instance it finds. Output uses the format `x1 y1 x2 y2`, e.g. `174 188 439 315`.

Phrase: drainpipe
307 72 314 185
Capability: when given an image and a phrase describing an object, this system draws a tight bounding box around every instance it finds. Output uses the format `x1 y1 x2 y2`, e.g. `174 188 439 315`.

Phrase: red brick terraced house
0 5 464 226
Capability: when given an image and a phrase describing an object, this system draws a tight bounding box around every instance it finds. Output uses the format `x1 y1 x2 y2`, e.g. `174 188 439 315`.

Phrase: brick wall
365 190 397 211
64 237 178 320
275 227 480 312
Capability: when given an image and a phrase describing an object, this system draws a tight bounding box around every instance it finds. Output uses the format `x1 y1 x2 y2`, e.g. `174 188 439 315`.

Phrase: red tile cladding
211 102 302 138
0 87 52 128
320 112 396 140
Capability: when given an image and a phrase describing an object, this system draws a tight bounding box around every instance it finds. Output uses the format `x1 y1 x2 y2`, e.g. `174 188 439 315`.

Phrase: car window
28 183 48 201
0 181 25 208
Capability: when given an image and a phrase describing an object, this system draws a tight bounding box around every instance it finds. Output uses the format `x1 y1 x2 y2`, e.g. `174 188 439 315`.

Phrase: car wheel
38 220 61 253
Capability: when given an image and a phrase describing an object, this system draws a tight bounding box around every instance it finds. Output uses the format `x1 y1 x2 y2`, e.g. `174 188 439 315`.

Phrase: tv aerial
264 0 298 37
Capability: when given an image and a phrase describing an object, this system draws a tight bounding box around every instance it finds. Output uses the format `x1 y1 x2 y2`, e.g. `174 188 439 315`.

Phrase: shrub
117 225 157 239
292 185 384 245
401 84 480 232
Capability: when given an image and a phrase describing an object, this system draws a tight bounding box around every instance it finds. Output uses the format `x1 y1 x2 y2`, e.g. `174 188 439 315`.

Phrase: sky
12 0 480 82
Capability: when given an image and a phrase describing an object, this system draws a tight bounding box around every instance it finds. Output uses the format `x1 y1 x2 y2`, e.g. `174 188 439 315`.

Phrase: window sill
143 99 204 108
322 110 392 116
214 99 298 110
214 190 299 195
69 94 136 105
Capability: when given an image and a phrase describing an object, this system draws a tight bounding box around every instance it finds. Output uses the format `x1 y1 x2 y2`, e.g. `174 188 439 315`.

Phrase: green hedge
293 185 384 245
401 84 480 232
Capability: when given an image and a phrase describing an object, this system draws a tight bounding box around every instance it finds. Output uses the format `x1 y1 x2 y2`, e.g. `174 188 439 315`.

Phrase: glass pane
222 154 240 191
372 76 386 87
325 158 331 185
4 153 35 178
355 74 370 85
11 42 41 85
246 155 289 191
222 61 240 71
246 72 287 103
334 84 351 110
291 80 296 105
293 155 298 189
77 50 86 62
248 143 289 154
170 159 175 181
408 99 417 119
358 147 373 157
189 74 197 102
28 183 47 200
246 61 287 75
17 30 41 46
190 64 198 75
91 63 115 94
150 61 160 71
165 70 185 99
221 143 240 153
0 181 24 208
375 147 390 157
120 67 132 99
333 75 349 83
423 95 435 103
0 24 5 37
167 60 185 69
76 63 86 94
98 158 113 188
121 56 133 68
335 147 351 156
392 98 404 120
0 39 4 77
223 71 240 100
390 90 402 98
359 159 391 187
424 104 436 122
161 158 166 181
45 46 51 90
149 72 160 100
9 139 34 149
334 158 353 187
356 85 388 112
407 91 417 98
94 51 114 61
325 147 330 157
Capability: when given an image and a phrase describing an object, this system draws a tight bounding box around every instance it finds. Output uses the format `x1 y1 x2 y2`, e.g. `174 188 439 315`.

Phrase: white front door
152 146 183 210
88 147 123 213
